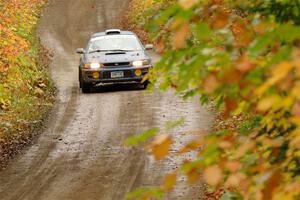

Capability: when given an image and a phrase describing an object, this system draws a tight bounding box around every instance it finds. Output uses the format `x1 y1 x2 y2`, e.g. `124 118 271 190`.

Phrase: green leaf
275 24 300 42
249 35 272 56
242 153 258 166
269 46 292 65
181 158 203 173
126 187 165 199
165 117 185 130
221 192 243 200
192 23 212 41
202 144 221 165
200 94 209 105
238 117 261 135
125 128 160 146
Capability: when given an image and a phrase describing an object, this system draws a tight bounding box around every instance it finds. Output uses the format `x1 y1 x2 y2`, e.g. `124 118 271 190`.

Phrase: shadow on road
89 83 145 93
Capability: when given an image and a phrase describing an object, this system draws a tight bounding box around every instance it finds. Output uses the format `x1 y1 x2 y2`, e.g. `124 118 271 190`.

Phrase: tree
126 0 300 199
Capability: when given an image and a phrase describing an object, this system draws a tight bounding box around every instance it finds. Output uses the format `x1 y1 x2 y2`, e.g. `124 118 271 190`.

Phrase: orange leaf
253 22 267 35
178 140 205 154
225 173 246 188
234 141 255 159
203 165 222 186
163 172 177 192
262 171 281 200
178 0 198 10
231 19 254 47
277 73 293 91
225 161 242 173
203 74 220 94
211 10 229 29
221 69 243 84
147 134 173 160
187 168 200 184
156 37 166 53
236 54 256 73
292 101 300 116
224 97 238 118
172 22 190 49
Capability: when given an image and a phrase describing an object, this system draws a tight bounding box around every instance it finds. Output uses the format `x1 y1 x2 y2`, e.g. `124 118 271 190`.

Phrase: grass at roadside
0 0 55 168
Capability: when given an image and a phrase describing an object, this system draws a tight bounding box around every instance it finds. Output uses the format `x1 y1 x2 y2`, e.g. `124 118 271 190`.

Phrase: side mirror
76 48 85 54
145 44 154 50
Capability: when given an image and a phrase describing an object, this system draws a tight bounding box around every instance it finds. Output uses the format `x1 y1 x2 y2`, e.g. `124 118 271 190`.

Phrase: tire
142 81 149 89
79 69 83 88
82 81 92 93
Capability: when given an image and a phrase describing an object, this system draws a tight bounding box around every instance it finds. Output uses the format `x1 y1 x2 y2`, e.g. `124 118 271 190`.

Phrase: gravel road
0 0 213 199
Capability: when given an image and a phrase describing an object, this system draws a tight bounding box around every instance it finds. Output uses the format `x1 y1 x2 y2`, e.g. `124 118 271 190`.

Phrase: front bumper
82 66 151 84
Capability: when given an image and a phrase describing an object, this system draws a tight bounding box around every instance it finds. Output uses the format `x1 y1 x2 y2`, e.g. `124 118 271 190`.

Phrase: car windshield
88 35 143 53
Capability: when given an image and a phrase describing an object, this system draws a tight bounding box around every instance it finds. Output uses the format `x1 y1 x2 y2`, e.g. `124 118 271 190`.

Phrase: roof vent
105 29 121 35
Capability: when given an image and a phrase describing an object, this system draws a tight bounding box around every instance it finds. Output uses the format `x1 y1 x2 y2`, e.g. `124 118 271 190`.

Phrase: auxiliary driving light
135 69 142 76
92 71 100 79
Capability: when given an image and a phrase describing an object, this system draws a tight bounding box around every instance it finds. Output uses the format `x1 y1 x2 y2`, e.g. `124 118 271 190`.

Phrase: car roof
91 29 135 38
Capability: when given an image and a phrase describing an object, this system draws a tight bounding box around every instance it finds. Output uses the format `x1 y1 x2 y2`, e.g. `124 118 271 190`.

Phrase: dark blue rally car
76 29 153 93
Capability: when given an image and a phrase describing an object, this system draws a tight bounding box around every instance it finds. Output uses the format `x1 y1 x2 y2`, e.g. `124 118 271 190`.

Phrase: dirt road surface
0 0 213 199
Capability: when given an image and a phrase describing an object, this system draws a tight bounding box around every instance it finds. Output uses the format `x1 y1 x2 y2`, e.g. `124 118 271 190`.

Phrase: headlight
132 60 150 67
84 62 102 69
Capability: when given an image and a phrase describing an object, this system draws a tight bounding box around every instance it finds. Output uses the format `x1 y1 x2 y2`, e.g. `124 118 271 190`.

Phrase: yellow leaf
272 62 293 81
203 165 222 186
290 134 300 149
257 95 281 112
257 62 294 96
292 82 300 100
163 172 177 192
256 83 270 97
273 193 294 200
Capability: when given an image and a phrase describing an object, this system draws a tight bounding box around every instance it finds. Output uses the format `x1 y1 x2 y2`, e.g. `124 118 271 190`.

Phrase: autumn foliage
126 0 300 199
0 0 54 165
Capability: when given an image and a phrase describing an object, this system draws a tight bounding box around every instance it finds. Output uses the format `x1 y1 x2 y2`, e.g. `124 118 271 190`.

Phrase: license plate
110 71 124 78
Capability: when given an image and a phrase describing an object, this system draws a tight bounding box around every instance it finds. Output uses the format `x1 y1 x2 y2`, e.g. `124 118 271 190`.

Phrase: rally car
76 29 153 93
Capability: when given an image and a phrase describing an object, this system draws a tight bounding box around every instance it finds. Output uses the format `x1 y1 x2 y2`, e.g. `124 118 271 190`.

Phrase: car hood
84 51 150 63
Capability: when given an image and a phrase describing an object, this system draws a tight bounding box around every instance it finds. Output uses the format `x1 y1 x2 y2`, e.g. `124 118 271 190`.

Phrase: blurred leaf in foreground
125 128 160 146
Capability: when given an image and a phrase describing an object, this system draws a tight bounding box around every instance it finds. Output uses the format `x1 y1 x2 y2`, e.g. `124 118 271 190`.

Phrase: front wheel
79 69 83 88
82 82 92 93
142 81 149 89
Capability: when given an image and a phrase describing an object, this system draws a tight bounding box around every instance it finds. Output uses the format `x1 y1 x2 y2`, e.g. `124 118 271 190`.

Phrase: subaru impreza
76 29 153 93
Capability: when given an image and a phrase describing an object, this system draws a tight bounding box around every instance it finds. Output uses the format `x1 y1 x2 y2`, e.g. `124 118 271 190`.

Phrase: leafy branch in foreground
126 0 300 199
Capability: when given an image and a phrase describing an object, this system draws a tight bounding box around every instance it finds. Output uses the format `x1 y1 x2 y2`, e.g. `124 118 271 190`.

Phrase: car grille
103 62 130 67
103 70 132 79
